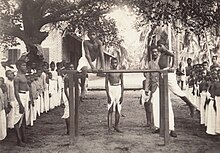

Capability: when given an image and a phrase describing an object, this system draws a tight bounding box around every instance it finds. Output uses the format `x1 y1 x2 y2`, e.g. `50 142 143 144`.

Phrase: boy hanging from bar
157 40 195 117
105 58 124 134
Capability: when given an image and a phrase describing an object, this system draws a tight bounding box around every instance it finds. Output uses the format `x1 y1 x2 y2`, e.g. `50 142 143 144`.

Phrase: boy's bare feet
108 129 113 135
17 142 26 147
113 126 123 133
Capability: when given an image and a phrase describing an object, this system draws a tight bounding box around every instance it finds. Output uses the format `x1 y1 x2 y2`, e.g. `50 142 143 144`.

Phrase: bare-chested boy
105 58 124 134
157 40 195 117
14 60 30 146
77 29 105 98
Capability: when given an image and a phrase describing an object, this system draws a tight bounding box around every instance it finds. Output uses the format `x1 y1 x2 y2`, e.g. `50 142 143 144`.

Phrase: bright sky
107 6 142 57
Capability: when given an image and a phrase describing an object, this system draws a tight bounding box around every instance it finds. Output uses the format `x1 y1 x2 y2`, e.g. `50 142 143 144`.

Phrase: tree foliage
0 0 121 49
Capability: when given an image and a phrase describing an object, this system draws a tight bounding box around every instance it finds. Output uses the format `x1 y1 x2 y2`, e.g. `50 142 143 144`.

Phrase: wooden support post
69 72 76 145
163 72 169 145
159 73 165 137
159 71 170 145
75 76 79 137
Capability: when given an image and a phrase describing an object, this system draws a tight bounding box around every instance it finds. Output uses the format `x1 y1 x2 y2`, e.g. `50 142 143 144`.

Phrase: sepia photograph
0 0 220 152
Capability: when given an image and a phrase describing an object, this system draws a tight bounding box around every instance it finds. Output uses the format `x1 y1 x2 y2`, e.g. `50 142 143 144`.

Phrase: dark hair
202 61 208 65
88 29 96 34
212 56 217 60
150 45 158 51
157 39 166 46
50 61 55 66
5 70 12 76
111 58 118 63
15 60 26 69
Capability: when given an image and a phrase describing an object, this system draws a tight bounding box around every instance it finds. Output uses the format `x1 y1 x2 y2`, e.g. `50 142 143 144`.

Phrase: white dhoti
168 73 186 97
62 92 69 119
44 85 50 112
151 87 175 131
215 96 220 133
206 99 217 135
77 56 96 71
140 89 151 105
13 101 23 126
29 103 35 126
7 101 15 128
40 93 44 113
108 85 122 114
200 91 207 125
36 96 41 117
0 109 7 140
19 92 30 126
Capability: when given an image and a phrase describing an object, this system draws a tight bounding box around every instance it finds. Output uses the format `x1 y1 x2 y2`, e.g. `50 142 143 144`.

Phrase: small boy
105 58 124 134
140 79 153 128
5 70 16 129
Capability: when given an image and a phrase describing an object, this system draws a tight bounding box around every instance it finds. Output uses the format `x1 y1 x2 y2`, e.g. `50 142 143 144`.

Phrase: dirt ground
1 90 220 153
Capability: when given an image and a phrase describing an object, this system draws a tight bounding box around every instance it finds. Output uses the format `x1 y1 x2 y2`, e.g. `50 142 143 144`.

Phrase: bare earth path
1 91 220 153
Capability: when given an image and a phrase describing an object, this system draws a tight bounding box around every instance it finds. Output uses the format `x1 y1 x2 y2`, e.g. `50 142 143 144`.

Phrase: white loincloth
62 89 69 119
13 100 23 126
77 56 96 71
140 89 151 105
151 87 175 131
216 96 220 133
40 93 44 113
35 96 41 117
19 91 30 126
167 72 186 97
44 84 50 112
200 91 207 125
0 109 7 140
206 98 217 135
49 79 57 109
57 76 64 106
107 84 122 114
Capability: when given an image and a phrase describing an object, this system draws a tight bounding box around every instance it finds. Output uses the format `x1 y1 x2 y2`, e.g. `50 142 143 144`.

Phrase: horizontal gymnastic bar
62 69 169 74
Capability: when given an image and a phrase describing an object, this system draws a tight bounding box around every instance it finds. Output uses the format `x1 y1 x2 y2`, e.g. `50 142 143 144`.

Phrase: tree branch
0 19 32 46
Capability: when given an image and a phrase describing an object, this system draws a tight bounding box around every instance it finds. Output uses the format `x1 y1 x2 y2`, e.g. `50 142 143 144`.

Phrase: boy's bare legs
181 96 195 117
144 102 153 128
114 106 122 133
15 119 25 147
65 118 70 135
107 106 113 134
80 67 88 98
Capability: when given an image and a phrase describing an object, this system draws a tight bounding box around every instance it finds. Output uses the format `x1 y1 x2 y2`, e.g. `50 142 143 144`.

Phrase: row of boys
0 60 71 146
185 56 220 135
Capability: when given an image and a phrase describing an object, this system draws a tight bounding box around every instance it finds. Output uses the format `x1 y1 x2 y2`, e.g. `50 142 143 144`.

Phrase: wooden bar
163 72 170 145
159 73 165 137
75 76 79 137
62 69 169 74
68 72 75 145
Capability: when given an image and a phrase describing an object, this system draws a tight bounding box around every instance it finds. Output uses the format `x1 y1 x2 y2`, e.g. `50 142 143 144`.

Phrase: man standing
14 60 30 146
145 46 176 137
157 41 195 117
77 29 105 98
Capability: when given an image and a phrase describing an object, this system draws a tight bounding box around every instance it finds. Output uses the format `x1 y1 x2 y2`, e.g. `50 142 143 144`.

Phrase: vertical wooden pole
159 73 165 137
69 72 75 145
75 75 79 137
163 71 169 145
159 71 170 145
